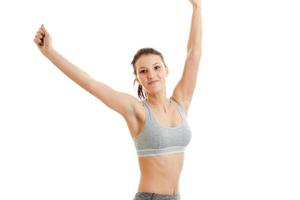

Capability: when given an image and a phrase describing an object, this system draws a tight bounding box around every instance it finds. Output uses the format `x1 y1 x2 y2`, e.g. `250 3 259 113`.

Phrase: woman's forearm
187 5 202 56
44 48 93 90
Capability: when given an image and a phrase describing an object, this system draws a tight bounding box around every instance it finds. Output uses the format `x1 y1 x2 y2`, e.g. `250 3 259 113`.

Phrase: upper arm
171 53 201 114
86 79 140 118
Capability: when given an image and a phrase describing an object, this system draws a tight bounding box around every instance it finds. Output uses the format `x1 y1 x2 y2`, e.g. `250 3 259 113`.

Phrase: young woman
34 0 202 199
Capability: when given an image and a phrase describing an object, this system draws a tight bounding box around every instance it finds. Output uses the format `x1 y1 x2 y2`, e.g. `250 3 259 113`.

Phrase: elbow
85 78 97 91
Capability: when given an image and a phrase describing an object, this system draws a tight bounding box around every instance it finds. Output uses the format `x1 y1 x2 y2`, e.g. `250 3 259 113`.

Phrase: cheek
159 71 167 78
138 76 147 84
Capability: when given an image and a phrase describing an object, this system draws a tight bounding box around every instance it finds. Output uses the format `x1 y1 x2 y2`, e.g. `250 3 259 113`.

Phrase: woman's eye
140 70 146 74
155 66 160 69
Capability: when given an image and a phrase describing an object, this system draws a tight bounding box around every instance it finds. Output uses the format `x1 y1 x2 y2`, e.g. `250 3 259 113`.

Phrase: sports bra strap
142 98 187 119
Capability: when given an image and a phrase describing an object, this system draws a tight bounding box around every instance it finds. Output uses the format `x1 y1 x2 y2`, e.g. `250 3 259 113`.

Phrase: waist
138 178 180 196
138 152 184 175
137 153 184 195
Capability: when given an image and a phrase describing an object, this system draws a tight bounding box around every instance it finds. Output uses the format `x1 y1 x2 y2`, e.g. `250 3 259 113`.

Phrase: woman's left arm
171 0 202 114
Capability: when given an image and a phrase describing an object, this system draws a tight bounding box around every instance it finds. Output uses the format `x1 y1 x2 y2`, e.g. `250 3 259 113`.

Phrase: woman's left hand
188 0 201 7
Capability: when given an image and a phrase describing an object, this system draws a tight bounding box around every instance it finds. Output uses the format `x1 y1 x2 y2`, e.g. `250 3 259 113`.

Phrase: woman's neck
146 96 171 114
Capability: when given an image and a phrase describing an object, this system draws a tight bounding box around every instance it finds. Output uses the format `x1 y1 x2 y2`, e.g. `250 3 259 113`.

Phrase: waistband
134 192 181 200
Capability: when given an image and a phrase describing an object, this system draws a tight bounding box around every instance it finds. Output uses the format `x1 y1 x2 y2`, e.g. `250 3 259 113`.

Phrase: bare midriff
137 152 184 195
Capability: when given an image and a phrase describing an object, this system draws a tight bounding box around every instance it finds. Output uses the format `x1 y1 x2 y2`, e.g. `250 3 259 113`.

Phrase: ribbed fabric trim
137 146 186 157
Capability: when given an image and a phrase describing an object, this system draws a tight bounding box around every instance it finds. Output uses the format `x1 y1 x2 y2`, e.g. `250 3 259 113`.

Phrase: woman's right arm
34 24 139 118
44 48 93 91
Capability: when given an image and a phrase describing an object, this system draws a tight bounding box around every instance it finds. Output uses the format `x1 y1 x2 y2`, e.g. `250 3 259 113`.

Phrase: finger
41 24 49 35
34 37 41 45
36 32 44 39
37 28 45 37
35 27 45 38
34 36 43 46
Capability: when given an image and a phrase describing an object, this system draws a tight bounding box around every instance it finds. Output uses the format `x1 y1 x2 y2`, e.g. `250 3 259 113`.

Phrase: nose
147 69 155 79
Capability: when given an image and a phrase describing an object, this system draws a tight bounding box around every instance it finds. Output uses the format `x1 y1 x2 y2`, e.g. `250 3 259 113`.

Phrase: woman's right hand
34 24 53 56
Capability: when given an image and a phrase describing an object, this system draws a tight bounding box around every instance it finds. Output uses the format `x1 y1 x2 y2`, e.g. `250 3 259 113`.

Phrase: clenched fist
188 0 201 8
33 24 53 55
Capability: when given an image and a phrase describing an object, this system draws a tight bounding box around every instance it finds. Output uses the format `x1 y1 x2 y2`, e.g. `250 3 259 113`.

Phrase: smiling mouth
149 80 159 84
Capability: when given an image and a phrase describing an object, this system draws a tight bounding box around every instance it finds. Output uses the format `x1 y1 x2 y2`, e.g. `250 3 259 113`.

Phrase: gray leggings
133 192 181 200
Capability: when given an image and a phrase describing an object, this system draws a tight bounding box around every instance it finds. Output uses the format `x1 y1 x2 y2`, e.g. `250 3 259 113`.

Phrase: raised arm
33 25 139 118
171 0 202 114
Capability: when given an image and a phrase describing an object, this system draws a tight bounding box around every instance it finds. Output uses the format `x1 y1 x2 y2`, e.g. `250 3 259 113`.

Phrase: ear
165 67 169 77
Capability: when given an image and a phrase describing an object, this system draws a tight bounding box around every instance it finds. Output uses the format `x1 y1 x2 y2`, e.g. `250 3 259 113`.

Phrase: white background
0 0 299 199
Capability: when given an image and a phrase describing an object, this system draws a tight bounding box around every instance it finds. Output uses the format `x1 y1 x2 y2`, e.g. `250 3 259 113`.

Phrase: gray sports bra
133 98 192 157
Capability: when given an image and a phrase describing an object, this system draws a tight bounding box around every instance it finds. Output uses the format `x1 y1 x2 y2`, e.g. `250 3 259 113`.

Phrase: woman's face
135 54 169 95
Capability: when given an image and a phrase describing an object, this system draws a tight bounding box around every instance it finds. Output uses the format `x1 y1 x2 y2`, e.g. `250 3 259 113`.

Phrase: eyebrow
139 62 159 69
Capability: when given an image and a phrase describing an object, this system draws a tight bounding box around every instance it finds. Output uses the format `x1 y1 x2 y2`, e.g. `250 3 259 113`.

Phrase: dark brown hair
131 47 167 100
